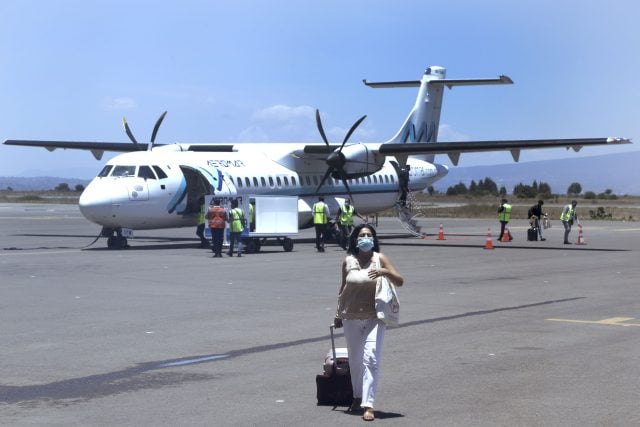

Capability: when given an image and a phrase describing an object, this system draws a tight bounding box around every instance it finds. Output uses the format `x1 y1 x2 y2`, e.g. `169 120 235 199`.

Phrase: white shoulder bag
374 255 400 327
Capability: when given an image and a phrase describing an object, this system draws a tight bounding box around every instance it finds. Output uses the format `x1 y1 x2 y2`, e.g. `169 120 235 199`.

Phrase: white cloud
240 104 378 142
251 104 315 122
101 96 138 111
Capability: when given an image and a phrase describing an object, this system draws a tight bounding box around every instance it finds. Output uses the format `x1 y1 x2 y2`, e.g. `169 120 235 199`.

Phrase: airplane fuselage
78 144 447 230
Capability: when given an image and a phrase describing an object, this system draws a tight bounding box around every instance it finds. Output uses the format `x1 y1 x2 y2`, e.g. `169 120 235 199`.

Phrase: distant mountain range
433 150 640 196
1 150 638 195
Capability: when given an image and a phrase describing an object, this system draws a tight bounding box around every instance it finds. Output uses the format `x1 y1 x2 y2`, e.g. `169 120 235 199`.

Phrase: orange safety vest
207 206 226 229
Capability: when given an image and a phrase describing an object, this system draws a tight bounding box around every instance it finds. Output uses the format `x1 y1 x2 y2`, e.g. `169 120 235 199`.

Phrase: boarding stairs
394 191 427 237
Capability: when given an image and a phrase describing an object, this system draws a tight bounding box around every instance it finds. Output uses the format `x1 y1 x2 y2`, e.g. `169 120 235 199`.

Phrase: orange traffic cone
501 227 511 242
576 224 586 245
437 223 446 240
484 228 494 250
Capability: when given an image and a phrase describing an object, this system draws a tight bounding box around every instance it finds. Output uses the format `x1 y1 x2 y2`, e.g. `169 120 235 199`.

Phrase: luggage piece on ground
316 324 353 406
527 227 538 241
323 347 349 376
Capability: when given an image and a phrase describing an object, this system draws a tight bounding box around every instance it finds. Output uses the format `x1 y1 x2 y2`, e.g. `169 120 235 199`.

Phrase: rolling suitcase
315 324 353 406
527 227 538 241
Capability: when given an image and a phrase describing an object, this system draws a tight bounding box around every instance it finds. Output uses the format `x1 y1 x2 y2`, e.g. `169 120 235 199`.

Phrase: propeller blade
150 111 167 146
341 115 367 146
315 168 333 194
122 117 140 149
339 170 354 203
315 109 329 146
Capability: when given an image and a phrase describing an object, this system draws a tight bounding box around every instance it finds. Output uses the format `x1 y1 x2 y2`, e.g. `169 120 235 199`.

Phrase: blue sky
1 0 638 179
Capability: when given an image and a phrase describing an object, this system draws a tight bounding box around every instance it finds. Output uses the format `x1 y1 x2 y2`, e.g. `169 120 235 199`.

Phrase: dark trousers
338 223 353 249
498 221 512 240
196 223 208 245
211 228 224 256
228 231 242 256
562 220 572 243
314 223 327 250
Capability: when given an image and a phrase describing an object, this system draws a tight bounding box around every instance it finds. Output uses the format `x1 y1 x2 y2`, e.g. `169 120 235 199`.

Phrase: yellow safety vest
560 205 575 221
198 204 206 225
339 205 355 226
313 202 328 224
498 203 512 222
230 208 245 232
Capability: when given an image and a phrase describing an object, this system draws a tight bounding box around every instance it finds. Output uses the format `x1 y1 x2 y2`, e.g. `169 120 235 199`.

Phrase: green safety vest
498 203 512 222
230 208 245 232
560 205 575 221
339 205 355 226
313 202 328 224
198 204 206 225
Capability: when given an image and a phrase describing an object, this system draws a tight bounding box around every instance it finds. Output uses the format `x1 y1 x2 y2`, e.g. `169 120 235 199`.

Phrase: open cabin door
177 165 237 216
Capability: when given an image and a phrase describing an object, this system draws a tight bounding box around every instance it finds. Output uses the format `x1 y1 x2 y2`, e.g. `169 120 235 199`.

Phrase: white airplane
4 66 630 248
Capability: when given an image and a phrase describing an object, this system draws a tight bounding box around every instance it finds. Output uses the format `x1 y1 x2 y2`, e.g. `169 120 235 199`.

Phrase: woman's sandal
363 407 375 421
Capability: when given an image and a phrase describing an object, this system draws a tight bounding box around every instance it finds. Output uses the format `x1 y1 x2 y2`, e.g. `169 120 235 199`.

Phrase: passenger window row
231 173 396 189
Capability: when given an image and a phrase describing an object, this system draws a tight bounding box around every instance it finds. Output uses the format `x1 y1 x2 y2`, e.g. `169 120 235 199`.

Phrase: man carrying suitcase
527 199 547 241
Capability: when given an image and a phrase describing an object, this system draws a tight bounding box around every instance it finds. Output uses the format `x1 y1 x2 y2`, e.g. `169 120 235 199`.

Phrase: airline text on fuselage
207 159 247 168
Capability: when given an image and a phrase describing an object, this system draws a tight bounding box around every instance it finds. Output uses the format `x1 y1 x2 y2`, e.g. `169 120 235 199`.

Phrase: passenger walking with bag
334 224 404 421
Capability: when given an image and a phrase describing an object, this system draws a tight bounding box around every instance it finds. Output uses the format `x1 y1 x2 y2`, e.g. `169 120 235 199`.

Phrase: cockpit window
98 165 113 177
111 166 136 177
138 165 157 180
152 165 168 179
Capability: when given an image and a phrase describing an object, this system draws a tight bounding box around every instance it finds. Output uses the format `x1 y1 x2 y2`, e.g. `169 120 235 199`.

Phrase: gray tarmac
1 203 639 426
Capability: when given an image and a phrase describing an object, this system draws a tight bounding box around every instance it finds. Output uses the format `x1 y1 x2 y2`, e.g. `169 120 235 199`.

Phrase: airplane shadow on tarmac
7 232 632 253
0 296 584 406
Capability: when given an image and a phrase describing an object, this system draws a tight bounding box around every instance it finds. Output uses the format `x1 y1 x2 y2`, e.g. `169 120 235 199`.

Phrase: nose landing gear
102 227 129 249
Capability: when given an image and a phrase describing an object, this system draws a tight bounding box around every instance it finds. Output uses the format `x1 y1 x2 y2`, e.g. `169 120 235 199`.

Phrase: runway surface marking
546 317 640 327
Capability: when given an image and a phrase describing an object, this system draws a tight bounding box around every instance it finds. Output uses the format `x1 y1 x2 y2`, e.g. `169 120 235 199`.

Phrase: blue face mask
357 236 374 252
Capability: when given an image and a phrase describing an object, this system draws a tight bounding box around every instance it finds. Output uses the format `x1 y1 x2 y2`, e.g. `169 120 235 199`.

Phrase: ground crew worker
560 200 579 244
497 198 513 241
313 196 330 252
398 165 410 207
207 198 227 257
249 200 255 232
528 199 547 241
227 199 246 257
336 199 364 250
195 196 209 248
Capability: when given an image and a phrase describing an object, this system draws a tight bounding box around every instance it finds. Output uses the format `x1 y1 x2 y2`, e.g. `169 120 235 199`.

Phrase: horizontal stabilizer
363 76 512 89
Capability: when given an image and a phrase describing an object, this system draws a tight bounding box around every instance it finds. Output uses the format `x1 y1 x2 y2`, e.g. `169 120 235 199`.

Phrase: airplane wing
3 139 144 160
376 137 631 165
2 139 237 160
5 136 631 164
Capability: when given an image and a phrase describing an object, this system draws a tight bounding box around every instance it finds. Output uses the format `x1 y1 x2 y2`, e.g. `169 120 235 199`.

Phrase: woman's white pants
343 318 386 408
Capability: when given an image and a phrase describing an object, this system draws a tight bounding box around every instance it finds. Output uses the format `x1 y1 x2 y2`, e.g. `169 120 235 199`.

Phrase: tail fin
364 66 513 150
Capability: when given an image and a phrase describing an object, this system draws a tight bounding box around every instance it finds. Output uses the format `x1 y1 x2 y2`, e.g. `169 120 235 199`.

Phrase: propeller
315 109 366 202
122 111 168 151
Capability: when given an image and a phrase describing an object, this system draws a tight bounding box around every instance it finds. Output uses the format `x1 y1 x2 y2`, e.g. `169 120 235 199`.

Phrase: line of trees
54 183 84 192
445 178 618 199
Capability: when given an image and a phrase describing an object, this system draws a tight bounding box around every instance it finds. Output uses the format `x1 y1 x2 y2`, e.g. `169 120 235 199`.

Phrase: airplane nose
79 185 113 225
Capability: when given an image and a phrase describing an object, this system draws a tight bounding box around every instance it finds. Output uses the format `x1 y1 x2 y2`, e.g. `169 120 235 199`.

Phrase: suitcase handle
329 324 338 375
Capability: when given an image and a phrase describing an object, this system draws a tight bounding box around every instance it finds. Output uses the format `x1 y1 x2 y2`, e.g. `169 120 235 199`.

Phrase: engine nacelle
335 143 385 178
